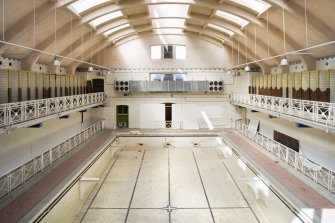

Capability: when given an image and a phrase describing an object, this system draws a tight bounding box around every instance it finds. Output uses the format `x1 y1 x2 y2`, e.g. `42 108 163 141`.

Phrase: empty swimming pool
73 136 303 223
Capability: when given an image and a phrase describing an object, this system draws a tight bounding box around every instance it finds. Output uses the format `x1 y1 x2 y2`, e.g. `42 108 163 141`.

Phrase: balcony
230 93 335 133
234 121 335 195
0 120 105 199
0 93 104 134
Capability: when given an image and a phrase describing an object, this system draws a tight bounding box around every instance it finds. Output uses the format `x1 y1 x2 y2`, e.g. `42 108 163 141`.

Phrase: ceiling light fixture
88 28 93 72
53 1 60 67
244 28 250 72
280 56 289 66
280 0 289 66
53 57 60 66
244 65 251 72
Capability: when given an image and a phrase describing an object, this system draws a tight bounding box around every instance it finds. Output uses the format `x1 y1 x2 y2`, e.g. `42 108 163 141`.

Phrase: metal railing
154 121 183 129
235 121 335 195
0 120 105 199
230 93 335 133
0 92 104 133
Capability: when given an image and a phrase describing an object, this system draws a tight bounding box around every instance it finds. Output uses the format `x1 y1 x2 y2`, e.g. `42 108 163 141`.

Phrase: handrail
0 92 104 133
230 93 335 133
0 120 105 199
235 121 335 195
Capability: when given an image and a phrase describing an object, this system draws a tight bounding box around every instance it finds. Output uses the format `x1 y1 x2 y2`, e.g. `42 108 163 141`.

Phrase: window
215 10 249 28
151 46 162 59
207 24 234 37
68 0 110 14
176 45 186 59
175 73 187 81
103 24 130 36
89 11 123 27
164 45 173 58
230 0 271 15
150 73 187 81
148 4 189 18
151 74 163 81
151 45 186 60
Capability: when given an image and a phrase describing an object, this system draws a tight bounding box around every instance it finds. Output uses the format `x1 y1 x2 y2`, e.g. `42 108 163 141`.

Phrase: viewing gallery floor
79 139 265 223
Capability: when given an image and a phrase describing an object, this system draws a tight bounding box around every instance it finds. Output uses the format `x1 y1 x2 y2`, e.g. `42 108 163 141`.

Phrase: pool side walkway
0 129 115 223
222 129 335 222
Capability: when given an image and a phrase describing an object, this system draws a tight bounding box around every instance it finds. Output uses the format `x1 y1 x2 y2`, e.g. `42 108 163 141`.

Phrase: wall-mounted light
88 65 94 72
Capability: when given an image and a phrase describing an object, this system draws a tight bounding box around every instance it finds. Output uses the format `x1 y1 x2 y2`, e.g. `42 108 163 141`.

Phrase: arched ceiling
1 0 335 72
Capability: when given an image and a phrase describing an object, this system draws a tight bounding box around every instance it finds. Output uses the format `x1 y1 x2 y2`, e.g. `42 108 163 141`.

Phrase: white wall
105 95 243 129
316 56 335 70
108 35 231 69
139 104 165 129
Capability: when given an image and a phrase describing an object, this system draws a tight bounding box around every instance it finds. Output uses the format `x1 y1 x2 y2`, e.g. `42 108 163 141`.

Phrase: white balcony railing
230 93 335 133
0 120 105 199
0 92 104 133
235 121 335 195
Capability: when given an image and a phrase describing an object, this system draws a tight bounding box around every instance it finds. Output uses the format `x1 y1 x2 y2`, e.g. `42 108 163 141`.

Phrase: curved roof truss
65 0 266 46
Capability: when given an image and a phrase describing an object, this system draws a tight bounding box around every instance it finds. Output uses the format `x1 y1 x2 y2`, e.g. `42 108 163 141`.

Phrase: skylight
90 11 123 27
215 10 249 28
152 19 186 28
68 0 110 14
230 0 271 14
103 24 130 36
148 4 189 18
207 24 234 37
153 28 184 35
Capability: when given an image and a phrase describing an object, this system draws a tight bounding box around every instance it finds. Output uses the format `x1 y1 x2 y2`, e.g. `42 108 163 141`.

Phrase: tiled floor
80 140 261 223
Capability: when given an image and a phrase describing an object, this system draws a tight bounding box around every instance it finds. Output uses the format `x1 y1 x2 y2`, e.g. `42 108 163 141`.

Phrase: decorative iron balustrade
0 120 105 199
235 121 335 195
0 92 104 133
230 93 335 133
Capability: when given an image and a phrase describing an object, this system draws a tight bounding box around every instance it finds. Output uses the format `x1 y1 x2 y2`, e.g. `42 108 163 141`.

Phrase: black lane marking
124 151 146 223
215 149 260 223
192 149 216 223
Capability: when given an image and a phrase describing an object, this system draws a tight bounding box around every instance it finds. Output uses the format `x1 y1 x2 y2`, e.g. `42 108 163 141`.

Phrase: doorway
164 103 173 128
116 105 129 128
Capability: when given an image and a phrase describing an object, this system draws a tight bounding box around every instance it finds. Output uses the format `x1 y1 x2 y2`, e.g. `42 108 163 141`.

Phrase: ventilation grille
114 81 129 92
208 81 223 92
